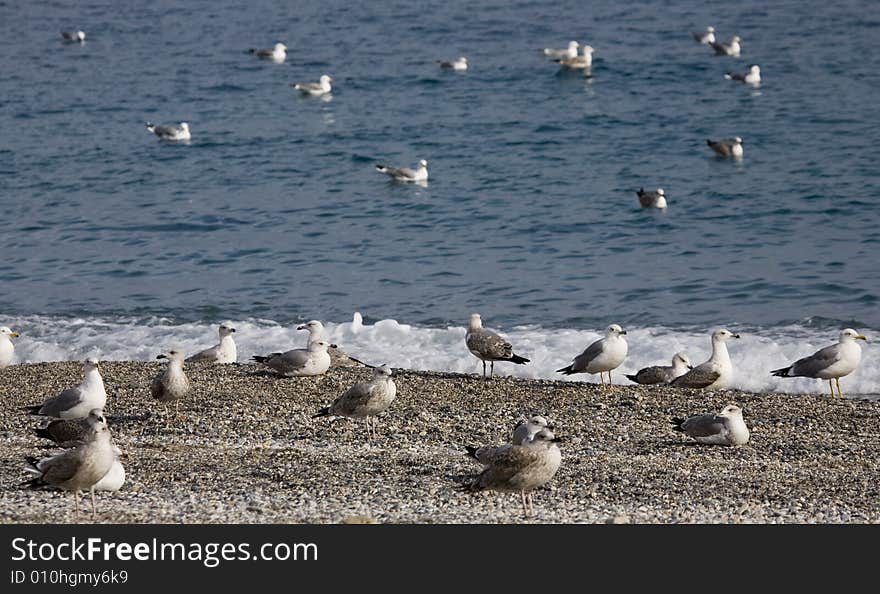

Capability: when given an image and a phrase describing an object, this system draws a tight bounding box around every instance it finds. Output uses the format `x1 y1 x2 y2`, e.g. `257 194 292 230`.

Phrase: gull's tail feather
33 426 54 441
508 354 530 365
671 417 686 432
624 374 639 383
465 446 479 459
23 405 42 415
770 366 792 377
556 364 576 375
312 407 330 419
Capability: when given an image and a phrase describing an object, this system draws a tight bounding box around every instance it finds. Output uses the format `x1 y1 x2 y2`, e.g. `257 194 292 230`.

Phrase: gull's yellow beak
10 332 19 338
856 335 867 341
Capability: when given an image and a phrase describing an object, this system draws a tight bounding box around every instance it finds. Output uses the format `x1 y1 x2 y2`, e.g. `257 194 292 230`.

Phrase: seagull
61 30 86 43
23 410 117 520
707 137 743 158
151 350 191 417
672 404 750 446
465 313 530 378
636 187 667 209
671 329 740 389
296 319 367 368
0 326 20 368
291 74 333 96
26 358 107 419
771 328 867 398
375 159 429 182
710 35 742 56
145 121 191 141
438 57 468 70
692 26 715 44
512 415 551 445
557 324 628 386
462 428 562 517
542 41 579 59
186 323 237 364
725 64 761 85
249 42 287 63
625 352 692 385
313 365 397 439
34 408 103 446
252 340 336 377
555 45 594 69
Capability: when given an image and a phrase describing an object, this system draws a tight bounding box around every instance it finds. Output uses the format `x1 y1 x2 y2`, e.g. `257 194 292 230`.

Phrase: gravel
1 361 878 524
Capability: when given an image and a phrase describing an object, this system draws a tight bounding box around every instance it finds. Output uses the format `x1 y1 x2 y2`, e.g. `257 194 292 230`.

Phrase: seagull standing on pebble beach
313 365 397 439
151 350 191 418
26 358 107 419
771 328 867 398
465 313 530 378
557 324 628 386
187 323 237 364
0 326 19 368
671 329 739 389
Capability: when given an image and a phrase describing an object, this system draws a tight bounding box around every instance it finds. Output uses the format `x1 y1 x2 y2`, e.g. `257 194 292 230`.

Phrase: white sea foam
5 315 877 396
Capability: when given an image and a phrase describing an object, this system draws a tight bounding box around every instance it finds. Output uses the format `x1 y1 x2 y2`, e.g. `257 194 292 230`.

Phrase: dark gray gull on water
438 57 468 70
771 328 867 398
692 26 715 44
557 324 628 385
461 428 562 516
145 121 191 141
23 410 118 520
313 365 397 439
725 65 761 85
542 41 579 59
626 352 692 385
291 74 333 96
636 187 667 209
61 30 86 42
465 313 530 378
672 404 750 446
710 35 742 56
253 339 336 377
26 358 107 419
707 137 743 158
375 159 429 182
248 42 287 63
671 329 739 389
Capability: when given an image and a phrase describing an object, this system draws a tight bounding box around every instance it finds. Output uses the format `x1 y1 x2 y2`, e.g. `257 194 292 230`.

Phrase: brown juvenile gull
438 57 468 70
710 35 742 56
145 121 191 141
671 329 739 389
671 404 750 446
313 365 397 439
248 42 287 63
375 159 429 182
725 64 761 85
61 30 86 42
26 358 107 419
252 339 335 377
291 74 333 96
771 328 867 398
465 313 530 378
707 137 743 158
23 410 117 520
692 26 715 44
557 324 628 385
461 428 562 517
636 187 667 209
151 350 191 417
0 325 19 368
625 352 692 385
186 323 237 364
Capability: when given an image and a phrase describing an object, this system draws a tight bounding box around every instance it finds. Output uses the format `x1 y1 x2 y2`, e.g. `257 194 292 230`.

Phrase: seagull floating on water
542 41 579 59
692 26 715 44
145 121 191 141
707 137 743 158
375 159 429 182
438 57 468 70
291 74 333 96
555 45 594 69
636 187 667 209
771 328 867 398
710 35 742 56
725 64 761 85
249 43 287 63
61 30 86 43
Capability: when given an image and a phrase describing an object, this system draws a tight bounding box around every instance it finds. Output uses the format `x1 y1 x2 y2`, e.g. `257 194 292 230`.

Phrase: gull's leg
73 491 80 520
90 488 97 521
521 491 528 516
836 378 844 399
482 360 487 378
490 361 494 378
528 492 534 516
828 380 834 398
608 371 613 385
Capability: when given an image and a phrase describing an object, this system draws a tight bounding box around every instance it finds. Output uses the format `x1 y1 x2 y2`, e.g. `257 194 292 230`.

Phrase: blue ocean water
1 1 878 392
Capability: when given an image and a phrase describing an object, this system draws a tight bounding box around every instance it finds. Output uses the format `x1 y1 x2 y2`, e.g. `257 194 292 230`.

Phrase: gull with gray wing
313 365 397 439
0 326 19 368
671 329 739 389
465 313 530 378
771 328 867 398
26 358 107 419
626 352 692 385
253 340 335 377
557 324 628 385
186 323 237 364
672 404 750 446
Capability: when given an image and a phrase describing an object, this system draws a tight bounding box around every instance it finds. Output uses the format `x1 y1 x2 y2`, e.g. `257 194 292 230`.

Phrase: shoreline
1 361 878 524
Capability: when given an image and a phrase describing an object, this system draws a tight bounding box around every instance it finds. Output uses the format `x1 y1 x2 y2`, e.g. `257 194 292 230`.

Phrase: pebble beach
1 361 878 524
